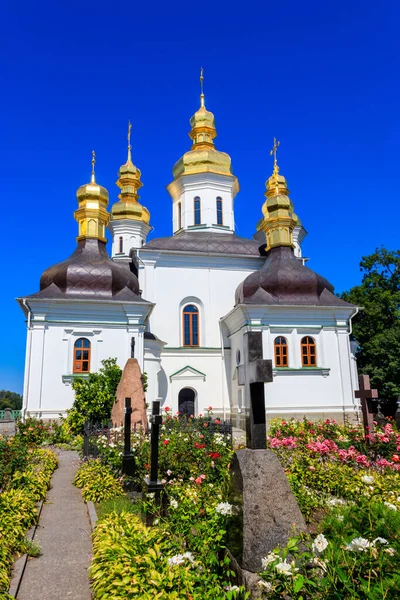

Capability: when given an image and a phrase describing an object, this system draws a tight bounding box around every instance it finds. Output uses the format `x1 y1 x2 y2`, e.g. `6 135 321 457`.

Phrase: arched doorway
178 388 195 417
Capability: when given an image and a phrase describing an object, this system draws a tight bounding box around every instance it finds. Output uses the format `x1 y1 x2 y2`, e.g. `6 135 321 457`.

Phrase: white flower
372 537 388 545
384 547 396 556
275 560 298 576
258 580 272 591
147 492 155 499
225 585 240 592
167 554 185 566
361 475 374 484
312 534 328 554
261 553 277 569
215 502 234 516
345 537 371 552
328 498 346 506
153 518 159 525
169 498 178 509
309 557 327 571
384 502 397 511
182 551 195 563
167 552 194 566
337 515 344 522
167 470 172 476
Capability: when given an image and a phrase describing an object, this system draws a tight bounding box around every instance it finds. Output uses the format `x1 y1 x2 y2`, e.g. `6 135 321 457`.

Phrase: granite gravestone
111 359 147 429
229 331 306 573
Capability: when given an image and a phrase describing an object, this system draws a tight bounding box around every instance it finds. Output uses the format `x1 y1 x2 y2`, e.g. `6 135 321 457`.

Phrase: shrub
73 461 124 503
66 358 122 434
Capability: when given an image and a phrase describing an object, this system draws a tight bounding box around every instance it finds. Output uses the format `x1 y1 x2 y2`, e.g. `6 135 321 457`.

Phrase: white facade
19 298 153 419
167 172 239 234
108 218 152 260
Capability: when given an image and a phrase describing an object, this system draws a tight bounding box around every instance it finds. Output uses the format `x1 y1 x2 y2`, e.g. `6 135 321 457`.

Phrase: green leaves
67 358 122 434
341 246 400 405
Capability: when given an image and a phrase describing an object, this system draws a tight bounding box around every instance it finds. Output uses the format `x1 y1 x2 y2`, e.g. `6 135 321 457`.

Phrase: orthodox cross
91 150 96 183
270 137 280 171
200 66 205 107
237 331 273 449
122 397 135 476
355 374 378 440
127 120 132 162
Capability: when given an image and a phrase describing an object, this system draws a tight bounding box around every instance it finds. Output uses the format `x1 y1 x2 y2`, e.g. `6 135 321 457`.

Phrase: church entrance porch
178 388 195 417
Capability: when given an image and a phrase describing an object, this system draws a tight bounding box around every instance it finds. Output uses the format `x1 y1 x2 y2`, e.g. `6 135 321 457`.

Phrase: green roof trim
170 365 207 378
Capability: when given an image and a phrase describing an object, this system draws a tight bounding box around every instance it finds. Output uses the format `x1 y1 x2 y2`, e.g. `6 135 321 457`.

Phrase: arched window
274 336 288 367
73 338 91 373
182 304 199 347
301 336 317 367
178 202 182 230
194 197 201 225
216 197 223 225
178 388 195 417
118 236 123 253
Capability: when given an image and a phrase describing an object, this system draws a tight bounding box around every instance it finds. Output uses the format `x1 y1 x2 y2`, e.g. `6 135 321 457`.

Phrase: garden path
17 450 92 600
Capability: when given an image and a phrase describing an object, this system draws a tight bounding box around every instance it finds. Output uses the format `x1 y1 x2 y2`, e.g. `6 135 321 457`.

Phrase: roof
235 246 355 308
143 231 263 256
26 239 149 303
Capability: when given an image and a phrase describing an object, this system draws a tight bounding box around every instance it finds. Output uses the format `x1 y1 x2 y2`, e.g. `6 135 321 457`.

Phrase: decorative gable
169 365 206 382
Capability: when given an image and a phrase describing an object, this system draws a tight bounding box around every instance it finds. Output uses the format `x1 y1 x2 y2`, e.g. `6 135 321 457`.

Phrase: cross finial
91 150 96 183
200 67 205 108
127 120 132 163
270 137 280 175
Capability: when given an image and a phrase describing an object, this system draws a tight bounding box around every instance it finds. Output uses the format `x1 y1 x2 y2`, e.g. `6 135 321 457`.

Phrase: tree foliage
0 390 22 411
341 247 400 407
66 358 122 434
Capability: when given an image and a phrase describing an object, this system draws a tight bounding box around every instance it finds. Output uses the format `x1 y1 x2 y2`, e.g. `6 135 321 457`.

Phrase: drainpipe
22 300 33 421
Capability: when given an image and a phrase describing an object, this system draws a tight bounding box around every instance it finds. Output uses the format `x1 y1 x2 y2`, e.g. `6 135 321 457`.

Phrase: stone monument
229 331 306 574
111 358 147 429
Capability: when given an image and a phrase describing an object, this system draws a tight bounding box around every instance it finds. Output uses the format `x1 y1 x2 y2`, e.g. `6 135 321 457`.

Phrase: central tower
167 70 239 235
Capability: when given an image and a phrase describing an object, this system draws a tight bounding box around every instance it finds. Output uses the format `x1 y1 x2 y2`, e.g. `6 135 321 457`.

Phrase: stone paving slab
17 450 92 600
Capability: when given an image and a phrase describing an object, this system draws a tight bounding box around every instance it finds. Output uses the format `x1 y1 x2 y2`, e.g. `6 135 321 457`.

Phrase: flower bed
0 433 58 597
84 415 400 599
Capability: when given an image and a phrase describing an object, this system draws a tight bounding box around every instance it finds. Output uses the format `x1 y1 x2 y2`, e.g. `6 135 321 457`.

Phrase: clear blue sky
1 1 399 394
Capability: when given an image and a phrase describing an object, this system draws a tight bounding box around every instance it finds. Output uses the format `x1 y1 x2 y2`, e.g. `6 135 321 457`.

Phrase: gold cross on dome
200 67 205 107
270 138 280 168
127 120 132 161
91 150 96 183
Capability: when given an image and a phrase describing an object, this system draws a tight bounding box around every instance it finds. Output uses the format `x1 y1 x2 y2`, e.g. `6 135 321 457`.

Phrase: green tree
66 358 122 434
0 390 22 411
341 247 400 407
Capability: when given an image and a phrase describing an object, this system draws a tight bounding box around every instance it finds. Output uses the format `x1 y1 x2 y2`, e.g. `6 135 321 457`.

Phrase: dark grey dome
235 246 354 307
33 239 142 301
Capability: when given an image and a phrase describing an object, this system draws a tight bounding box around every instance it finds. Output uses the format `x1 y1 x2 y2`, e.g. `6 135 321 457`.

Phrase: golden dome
257 141 298 250
172 72 236 180
110 123 151 224
74 151 110 243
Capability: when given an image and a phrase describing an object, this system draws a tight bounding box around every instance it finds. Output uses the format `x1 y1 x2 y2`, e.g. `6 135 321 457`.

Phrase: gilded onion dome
110 123 150 224
74 151 110 243
172 70 236 180
257 139 298 251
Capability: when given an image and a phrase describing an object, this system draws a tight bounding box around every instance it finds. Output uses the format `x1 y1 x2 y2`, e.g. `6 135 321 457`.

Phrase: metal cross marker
144 401 165 524
355 374 378 440
237 331 273 449
122 397 135 476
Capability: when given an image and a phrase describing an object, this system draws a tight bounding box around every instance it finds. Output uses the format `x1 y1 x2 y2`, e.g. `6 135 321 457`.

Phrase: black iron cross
238 331 273 449
122 397 135 476
144 401 164 493
355 375 378 440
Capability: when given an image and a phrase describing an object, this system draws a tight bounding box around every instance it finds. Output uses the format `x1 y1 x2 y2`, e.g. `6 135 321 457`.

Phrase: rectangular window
194 197 201 225
216 197 223 225
178 202 182 230
184 314 191 346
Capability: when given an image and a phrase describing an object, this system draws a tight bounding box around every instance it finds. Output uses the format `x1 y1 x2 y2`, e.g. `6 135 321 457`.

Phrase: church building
17 81 360 425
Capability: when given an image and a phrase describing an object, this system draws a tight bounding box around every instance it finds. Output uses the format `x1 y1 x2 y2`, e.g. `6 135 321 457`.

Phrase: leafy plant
66 358 122 434
73 460 124 503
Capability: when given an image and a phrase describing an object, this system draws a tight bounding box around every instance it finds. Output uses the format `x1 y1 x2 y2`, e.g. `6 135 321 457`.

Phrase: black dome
235 246 353 307
36 239 141 300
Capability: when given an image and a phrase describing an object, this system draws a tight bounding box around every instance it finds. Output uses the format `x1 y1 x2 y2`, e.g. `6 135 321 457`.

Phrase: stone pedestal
111 359 147 429
228 449 306 573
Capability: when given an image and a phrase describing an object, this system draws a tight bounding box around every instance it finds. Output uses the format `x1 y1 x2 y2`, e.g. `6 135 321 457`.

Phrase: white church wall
21 299 151 419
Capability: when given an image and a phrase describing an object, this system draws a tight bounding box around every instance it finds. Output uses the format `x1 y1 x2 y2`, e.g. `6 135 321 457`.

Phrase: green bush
73 460 124 503
66 358 122 434
0 447 57 594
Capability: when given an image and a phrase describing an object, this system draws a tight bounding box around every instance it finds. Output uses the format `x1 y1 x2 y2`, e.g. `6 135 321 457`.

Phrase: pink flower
309 466 316 471
195 477 203 485
163 439 170 446
164 406 171 412
208 406 213 410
